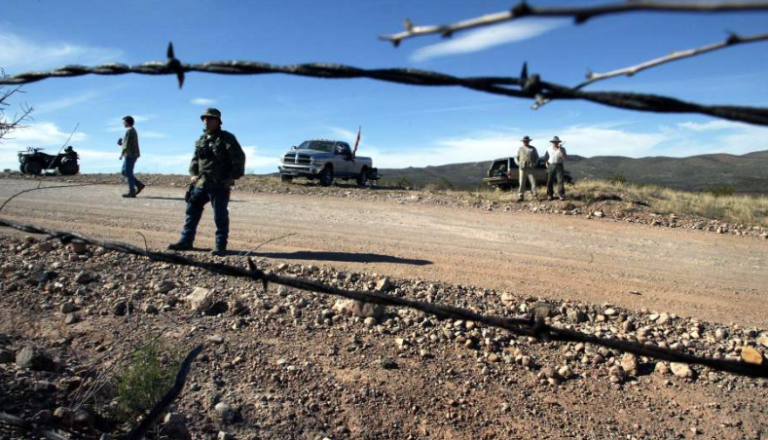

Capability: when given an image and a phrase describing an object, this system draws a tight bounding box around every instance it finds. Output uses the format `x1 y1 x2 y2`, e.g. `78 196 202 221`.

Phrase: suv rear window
490 159 512 176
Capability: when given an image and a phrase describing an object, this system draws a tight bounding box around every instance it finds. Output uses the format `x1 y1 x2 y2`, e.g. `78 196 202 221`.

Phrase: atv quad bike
18 146 80 176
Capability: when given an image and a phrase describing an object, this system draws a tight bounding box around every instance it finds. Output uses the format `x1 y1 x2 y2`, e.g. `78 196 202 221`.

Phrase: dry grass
451 180 768 227
575 180 768 227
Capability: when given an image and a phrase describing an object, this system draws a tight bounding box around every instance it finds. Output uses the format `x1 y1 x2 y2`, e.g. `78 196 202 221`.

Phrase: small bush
706 186 736 197
607 174 627 185
395 177 412 190
115 342 179 424
425 177 454 193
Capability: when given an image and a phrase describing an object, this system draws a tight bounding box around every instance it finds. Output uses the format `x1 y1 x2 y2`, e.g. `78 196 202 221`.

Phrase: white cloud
682 124 768 156
0 122 87 149
551 125 665 157
134 153 193 174
76 148 118 161
242 146 279 171
677 120 745 132
191 98 217 106
0 31 124 73
365 124 666 169
326 126 375 151
410 19 567 62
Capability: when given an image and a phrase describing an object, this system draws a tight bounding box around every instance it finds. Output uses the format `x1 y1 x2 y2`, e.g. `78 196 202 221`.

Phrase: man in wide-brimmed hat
514 135 539 202
167 108 246 256
545 136 568 200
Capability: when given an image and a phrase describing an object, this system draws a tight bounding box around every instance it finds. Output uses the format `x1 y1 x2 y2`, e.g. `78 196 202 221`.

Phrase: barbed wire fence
1 2 768 438
0 40 767 126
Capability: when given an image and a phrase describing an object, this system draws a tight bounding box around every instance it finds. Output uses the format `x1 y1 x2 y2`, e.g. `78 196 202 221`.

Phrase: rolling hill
378 150 768 192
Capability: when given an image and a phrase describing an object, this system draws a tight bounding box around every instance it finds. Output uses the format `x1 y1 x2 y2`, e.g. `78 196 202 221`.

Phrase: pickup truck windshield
297 141 334 153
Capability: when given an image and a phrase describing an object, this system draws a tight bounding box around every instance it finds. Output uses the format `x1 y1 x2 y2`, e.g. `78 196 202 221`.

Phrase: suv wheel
280 174 293 184
319 166 334 187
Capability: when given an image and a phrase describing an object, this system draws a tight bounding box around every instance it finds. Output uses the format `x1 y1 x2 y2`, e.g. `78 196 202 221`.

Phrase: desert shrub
395 177 412 190
607 173 627 185
115 342 179 424
706 186 736 197
424 177 454 193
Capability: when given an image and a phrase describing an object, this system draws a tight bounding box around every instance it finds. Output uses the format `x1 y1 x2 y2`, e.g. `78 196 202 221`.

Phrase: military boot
135 181 146 196
167 241 193 251
210 246 227 257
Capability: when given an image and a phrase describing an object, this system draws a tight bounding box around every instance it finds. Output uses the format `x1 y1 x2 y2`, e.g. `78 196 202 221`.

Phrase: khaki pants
518 168 537 196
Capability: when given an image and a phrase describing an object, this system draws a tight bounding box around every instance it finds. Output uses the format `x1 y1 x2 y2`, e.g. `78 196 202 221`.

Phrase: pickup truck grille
283 153 311 165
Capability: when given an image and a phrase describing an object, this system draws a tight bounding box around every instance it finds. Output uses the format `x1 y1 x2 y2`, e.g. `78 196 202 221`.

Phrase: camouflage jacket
122 127 140 158
189 129 246 188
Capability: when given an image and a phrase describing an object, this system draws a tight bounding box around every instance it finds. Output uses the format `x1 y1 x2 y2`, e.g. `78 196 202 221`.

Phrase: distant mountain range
378 150 768 192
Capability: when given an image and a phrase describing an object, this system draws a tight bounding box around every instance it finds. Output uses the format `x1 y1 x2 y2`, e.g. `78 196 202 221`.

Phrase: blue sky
1 0 767 174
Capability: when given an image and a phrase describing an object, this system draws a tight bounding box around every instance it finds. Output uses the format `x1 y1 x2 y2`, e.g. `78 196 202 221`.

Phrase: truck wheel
58 158 79 175
356 168 369 187
280 174 293 184
24 161 43 176
319 166 334 187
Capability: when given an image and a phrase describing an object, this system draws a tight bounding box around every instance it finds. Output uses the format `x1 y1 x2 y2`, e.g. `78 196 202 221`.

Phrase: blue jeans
122 157 138 193
180 187 231 249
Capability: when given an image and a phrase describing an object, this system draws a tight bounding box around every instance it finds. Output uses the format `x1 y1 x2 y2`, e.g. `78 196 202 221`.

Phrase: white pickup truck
278 139 378 187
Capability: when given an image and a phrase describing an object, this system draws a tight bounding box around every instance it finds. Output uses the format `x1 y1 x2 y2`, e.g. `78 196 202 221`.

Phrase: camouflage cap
200 108 222 121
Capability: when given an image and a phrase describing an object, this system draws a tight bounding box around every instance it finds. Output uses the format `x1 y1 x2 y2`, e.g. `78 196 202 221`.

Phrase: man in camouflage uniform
119 115 145 198
514 135 539 202
168 108 246 256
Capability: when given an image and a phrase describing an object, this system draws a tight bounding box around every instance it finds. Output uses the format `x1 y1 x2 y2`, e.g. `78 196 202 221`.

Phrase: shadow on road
232 250 433 266
141 196 244 203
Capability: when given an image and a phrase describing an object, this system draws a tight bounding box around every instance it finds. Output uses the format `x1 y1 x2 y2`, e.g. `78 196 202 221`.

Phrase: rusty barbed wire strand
1 216 767 379
380 0 768 44
0 43 767 126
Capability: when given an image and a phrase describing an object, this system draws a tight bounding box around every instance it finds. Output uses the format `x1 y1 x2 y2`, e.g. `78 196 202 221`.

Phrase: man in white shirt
545 136 567 200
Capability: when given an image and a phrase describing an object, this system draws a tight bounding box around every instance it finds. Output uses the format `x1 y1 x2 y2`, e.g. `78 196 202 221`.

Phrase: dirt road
2 179 766 327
